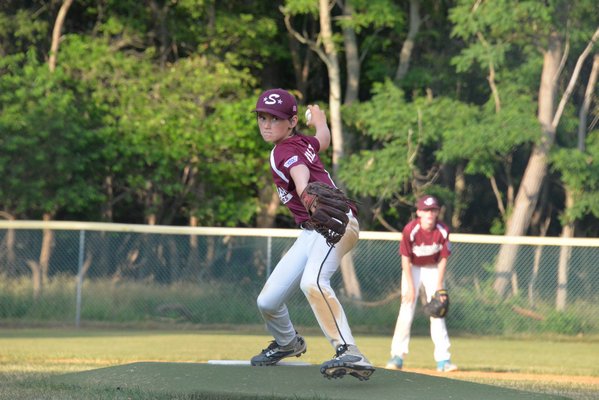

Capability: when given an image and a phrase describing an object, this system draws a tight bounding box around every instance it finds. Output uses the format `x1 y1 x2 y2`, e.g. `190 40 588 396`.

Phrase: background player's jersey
399 219 451 266
269 134 335 225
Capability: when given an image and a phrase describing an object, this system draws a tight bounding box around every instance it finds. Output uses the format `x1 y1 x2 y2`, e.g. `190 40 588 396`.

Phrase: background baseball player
250 88 375 381
386 195 458 372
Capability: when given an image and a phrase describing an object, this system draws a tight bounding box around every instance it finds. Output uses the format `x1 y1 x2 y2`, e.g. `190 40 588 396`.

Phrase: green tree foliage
0 1 283 226
449 0 598 188
450 0 552 73
0 0 597 238
340 80 475 206
0 50 105 218
0 6 48 56
436 83 539 177
57 33 260 225
551 131 599 223
199 97 274 226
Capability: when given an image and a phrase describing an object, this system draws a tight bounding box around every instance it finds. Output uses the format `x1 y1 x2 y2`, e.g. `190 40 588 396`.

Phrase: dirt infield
407 368 599 386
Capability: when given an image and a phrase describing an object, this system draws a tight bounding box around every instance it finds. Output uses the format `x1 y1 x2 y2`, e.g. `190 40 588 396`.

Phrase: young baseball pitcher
250 88 375 381
386 195 458 372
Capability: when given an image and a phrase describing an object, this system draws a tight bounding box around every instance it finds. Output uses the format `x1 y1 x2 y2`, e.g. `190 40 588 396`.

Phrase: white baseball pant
390 265 451 362
256 214 359 349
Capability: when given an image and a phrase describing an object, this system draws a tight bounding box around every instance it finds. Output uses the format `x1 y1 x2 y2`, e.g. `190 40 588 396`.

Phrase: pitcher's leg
300 217 358 348
256 232 309 345
305 216 374 380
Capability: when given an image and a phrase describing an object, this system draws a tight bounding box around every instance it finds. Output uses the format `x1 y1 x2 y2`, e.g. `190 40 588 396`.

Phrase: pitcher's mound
50 361 567 400
207 359 312 366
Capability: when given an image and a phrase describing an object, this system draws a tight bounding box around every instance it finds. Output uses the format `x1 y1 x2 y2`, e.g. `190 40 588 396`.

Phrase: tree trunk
318 0 344 179
528 214 551 308
27 260 43 301
493 29 599 298
318 0 361 299
102 175 114 221
27 213 55 300
283 1 362 299
203 236 216 279
493 32 562 298
145 182 158 225
340 252 362 300
282 11 317 101
187 215 200 275
341 2 359 105
0 212 16 276
40 212 54 287
578 54 599 153
555 53 599 311
395 0 421 81
76 250 93 282
148 0 171 67
288 32 313 99
256 185 280 228
451 163 466 230
48 0 74 72
556 192 575 311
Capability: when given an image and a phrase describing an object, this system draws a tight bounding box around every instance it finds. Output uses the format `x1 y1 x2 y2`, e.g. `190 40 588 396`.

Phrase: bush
0 275 597 336
541 311 587 335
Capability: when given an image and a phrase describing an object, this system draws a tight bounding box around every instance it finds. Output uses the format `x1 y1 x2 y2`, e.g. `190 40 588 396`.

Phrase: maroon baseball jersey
399 219 451 266
269 133 340 225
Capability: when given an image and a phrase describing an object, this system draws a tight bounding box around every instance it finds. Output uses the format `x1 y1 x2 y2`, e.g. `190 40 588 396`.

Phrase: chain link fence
0 222 597 336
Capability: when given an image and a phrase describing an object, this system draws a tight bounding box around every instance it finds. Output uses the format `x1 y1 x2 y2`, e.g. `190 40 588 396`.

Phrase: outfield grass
0 328 598 399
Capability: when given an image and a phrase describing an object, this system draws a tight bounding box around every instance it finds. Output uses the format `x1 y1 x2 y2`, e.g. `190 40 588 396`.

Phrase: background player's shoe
385 355 403 370
250 334 306 366
320 344 375 381
436 360 458 372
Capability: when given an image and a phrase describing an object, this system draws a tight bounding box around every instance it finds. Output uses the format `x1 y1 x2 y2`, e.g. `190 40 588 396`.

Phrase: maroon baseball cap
253 88 298 119
417 195 441 210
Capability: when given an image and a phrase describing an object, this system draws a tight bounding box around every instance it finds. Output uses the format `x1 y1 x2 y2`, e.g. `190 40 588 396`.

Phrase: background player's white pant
390 265 451 362
256 214 359 349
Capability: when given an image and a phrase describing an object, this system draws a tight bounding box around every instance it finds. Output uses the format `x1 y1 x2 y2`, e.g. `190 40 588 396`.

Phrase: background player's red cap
417 195 441 210
253 88 298 119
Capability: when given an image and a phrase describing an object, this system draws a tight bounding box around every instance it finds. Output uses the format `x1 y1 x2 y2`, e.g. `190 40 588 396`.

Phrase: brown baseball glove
300 182 351 246
423 289 450 318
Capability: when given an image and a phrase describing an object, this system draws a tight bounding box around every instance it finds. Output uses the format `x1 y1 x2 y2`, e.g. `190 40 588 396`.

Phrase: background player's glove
300 182 350 247
423 289 449 318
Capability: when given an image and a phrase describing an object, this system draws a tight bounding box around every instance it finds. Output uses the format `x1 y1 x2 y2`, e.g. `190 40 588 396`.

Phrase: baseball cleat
320 344 375 381
250 334 307 366
385 355 403 370
436 360 458 372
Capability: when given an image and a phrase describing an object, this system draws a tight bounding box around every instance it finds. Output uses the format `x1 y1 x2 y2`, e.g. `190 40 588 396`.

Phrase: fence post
75 230 85 328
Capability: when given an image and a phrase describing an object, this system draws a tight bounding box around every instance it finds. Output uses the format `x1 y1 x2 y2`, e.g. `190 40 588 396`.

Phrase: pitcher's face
257 112 297 145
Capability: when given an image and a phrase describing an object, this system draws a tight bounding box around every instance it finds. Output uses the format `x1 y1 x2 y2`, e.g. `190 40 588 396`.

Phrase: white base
207 360 311 366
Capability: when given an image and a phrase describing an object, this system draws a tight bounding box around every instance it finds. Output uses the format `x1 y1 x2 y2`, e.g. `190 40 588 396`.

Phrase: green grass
0 328 598 399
